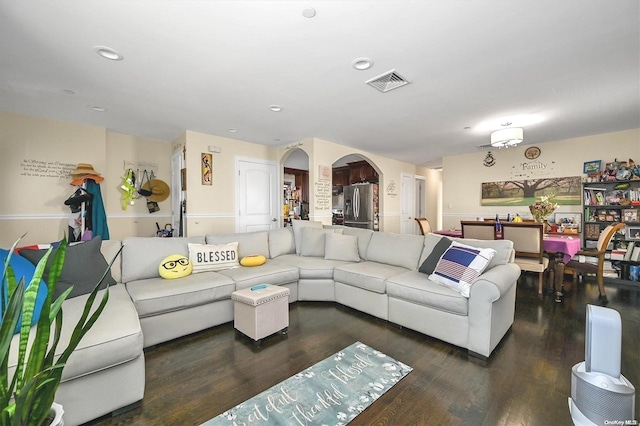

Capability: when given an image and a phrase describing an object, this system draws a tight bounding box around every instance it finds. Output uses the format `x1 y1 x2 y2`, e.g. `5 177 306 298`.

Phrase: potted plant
0 235 120 425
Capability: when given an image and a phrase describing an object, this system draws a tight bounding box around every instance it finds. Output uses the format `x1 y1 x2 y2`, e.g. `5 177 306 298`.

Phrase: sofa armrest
470 263 521 300
467 263 520 357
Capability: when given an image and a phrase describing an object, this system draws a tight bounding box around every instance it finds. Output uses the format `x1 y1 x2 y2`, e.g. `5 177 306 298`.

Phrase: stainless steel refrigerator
344 183 379 230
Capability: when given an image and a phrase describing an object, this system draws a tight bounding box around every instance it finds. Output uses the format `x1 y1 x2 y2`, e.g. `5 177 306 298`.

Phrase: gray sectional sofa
16 221 520 425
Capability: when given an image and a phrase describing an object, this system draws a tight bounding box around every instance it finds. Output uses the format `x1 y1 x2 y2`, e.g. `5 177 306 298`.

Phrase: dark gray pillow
20 236 116 299
418 237 452 275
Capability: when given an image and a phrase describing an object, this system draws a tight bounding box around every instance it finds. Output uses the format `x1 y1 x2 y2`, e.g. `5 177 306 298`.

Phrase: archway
281 148 309 226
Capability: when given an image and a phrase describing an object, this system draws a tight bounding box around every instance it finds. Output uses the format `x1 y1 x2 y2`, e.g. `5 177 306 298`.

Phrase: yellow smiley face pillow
159 254 193 279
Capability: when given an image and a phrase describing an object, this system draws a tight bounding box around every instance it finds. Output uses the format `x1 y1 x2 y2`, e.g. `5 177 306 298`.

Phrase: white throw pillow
300 227 335 257
291 220 323 255
429 241 496 297
188 242 239 273
324 233 360 262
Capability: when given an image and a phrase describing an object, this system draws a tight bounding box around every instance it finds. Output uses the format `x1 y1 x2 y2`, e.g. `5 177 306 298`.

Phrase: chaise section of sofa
386 234 520 358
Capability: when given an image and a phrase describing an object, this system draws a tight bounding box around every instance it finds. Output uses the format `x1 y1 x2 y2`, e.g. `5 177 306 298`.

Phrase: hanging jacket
86 179 110 240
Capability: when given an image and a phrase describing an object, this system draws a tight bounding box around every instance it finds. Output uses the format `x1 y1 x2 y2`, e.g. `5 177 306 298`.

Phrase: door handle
272 218 277 222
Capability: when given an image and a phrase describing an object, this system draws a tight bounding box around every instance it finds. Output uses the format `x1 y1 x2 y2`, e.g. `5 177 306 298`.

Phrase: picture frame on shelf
554 212 582 232
583 160 601 174
623 208 638 223
626 226 640 241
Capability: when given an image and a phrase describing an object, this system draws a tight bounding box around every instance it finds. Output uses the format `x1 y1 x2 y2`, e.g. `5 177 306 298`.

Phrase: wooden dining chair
565 222 625 302
415 217 432 235
460 221 497 240
501 222 549 297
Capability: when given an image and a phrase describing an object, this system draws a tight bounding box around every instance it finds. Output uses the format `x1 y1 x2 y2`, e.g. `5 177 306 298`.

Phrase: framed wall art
201 153 212 185
583 160 601 174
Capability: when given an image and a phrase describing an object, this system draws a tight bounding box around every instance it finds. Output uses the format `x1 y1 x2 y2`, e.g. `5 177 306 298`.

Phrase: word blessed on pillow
188 242 240 273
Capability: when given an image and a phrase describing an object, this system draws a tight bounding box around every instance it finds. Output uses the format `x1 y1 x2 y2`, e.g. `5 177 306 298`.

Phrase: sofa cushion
334 261 408 294
341 227 374 259
268 228 296 258
125 272 235 318
325 233 360 262
122 236 205 283
275 254 351 279
218 260 299 290
429 241 496 298
386 271 468 316
291 220 323 255
188 242 239 272
206 231 269 259
300 228 335 257
418 237 451 275
365 232 425 270
20 237 116 299
100 239 123 283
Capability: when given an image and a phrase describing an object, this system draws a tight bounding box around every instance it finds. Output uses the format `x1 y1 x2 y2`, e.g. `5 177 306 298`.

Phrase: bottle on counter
495 214 501 233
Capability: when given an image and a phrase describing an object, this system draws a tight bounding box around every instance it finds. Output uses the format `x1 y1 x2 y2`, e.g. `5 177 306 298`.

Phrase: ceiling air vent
366 70 410 93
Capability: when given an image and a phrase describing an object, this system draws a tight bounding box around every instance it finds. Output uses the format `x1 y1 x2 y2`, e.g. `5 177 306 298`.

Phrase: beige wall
182 130 279 236
441 129 640 230
0 111 171 247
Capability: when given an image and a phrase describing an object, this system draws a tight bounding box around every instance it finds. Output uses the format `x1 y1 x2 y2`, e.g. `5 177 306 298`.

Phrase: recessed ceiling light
302 8 316 18
269 105 283 112
228 128 237 133
93 45 124 61
352 57 374 71
88 105 107 112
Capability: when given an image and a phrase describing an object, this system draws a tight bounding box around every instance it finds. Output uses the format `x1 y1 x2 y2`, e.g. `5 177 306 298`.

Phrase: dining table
542 234 582 301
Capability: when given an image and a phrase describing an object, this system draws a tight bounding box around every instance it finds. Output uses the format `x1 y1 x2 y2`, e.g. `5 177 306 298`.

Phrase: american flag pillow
429 241 496 297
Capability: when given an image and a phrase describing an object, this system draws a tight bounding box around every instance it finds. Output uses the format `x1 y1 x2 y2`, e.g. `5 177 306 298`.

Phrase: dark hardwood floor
86 274 639 426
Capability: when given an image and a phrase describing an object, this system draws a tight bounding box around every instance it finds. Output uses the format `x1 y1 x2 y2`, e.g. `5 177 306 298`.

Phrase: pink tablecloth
543 235 581 263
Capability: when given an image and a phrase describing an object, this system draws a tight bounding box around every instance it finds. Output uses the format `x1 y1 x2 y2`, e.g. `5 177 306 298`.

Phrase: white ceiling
1 1 638 167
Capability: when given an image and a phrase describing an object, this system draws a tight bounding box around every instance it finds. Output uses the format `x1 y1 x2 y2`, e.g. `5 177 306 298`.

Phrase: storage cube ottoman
231 284 290 342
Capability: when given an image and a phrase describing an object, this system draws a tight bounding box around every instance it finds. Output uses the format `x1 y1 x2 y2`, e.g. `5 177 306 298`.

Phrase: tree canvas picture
481 176 581 206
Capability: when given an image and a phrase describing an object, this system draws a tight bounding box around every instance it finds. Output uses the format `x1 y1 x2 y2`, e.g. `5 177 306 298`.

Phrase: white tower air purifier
569 305 636 426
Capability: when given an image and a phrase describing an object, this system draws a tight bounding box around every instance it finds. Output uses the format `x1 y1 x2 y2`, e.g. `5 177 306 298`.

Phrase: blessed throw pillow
188 242 239 273
159 254 193 279
240 254 267 267
429 241 496 298
324 233 360 262
0 249 48 333
19 236 116 299
418 237 452 275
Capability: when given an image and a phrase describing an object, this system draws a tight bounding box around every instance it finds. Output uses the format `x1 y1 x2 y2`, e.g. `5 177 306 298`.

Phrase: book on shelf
632 246 640 262
624 243 635 261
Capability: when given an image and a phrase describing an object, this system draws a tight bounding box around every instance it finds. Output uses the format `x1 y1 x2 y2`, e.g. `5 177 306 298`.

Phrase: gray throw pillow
418 237 452 275
324 233 360 262
20 236 116 299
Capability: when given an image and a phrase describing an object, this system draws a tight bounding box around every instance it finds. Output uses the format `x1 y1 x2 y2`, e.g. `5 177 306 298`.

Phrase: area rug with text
202 341 413 425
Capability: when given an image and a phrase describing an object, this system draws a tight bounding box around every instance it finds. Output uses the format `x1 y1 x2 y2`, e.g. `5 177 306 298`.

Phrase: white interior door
414 176 426 219
236 157 279 232
400 173 415 234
